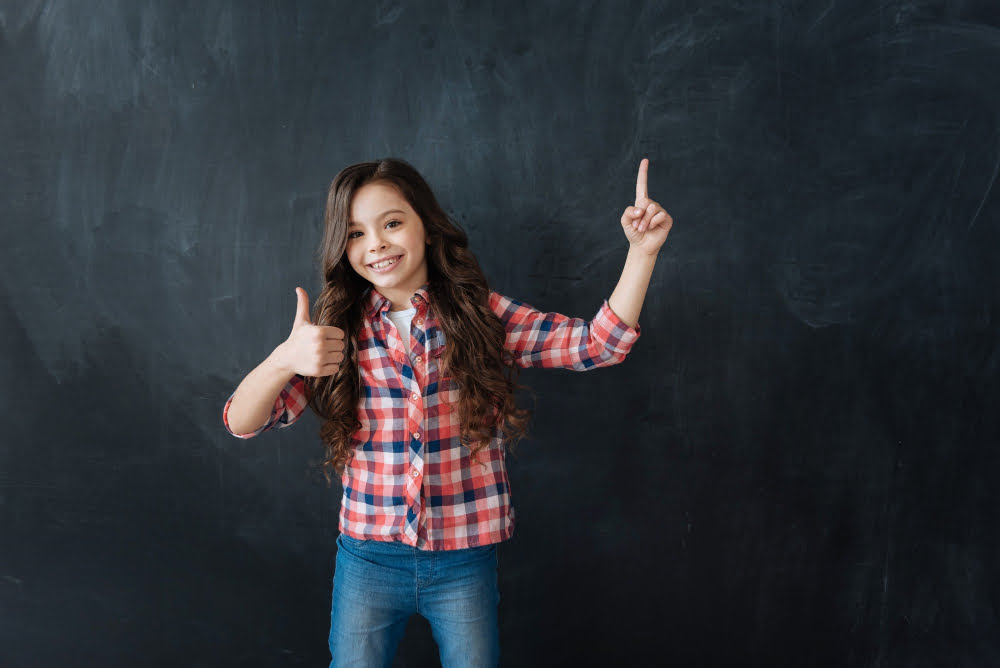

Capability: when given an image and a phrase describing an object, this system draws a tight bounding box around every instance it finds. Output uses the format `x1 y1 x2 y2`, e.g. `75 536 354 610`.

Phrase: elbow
223 403 269 438
223 414 262 439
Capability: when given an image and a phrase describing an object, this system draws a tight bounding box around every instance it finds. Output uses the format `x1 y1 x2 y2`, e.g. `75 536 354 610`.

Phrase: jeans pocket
337 533 368 550
460 542 498 564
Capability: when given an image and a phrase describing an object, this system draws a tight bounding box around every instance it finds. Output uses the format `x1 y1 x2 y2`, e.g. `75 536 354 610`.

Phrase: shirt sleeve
488 291 641 370
222 374 309 438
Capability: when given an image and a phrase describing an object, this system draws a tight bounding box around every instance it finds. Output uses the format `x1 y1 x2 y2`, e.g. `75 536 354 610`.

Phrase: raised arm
489 159 671 371
607 158 673 328
224 287 345 436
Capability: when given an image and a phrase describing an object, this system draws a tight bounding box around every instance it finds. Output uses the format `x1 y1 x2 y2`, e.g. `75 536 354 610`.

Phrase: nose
368 230 387 253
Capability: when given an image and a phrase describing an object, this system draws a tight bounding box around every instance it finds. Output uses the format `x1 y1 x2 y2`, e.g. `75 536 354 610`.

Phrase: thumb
293 287 312 327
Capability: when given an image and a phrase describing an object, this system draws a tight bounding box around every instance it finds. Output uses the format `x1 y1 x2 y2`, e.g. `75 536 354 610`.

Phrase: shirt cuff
591 299 641 354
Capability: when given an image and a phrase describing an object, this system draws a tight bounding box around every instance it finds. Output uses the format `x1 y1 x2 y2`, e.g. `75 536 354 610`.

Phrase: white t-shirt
386 306 417 352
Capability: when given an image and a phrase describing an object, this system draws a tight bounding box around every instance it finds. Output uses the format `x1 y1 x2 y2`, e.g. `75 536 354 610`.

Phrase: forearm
607 247 657 329
226 347 298 435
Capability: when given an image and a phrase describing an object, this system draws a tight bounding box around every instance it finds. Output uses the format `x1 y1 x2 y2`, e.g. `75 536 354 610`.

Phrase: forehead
349 181 412 223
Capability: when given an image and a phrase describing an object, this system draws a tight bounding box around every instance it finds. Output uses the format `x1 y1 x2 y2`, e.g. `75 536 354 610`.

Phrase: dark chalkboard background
2 1 999 666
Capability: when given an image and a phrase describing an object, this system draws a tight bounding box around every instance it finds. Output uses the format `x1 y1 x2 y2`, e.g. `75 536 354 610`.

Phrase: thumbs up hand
620 158 672 256
273 287 346 377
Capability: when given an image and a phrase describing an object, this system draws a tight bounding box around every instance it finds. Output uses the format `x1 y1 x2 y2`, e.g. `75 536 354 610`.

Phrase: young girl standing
223 157 671 667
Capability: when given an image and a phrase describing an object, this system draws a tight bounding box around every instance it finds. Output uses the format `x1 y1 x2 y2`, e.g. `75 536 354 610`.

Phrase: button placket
405 366 425 499
403 294 430 540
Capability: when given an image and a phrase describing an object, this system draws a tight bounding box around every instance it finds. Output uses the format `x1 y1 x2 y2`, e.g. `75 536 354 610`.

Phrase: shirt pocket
355 383 409 451
427 372 460 425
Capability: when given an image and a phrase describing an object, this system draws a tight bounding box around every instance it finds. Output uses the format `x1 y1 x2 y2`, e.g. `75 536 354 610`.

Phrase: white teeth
370 257 398 269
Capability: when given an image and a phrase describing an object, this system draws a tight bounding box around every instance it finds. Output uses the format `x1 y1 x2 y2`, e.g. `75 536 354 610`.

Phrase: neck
376 284 426 311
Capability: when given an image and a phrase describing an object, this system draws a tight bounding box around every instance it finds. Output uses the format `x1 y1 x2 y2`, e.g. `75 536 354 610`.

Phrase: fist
274 287 346 377
620 158 673 256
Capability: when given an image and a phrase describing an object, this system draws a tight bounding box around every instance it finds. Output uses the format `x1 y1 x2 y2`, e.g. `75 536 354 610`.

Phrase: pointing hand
620 158 673 256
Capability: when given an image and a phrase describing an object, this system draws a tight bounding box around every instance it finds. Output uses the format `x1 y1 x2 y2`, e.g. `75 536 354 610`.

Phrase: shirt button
413 432 420 440
411 469 419 478
416 318 424 325
415 355 422 362
411 393 419 401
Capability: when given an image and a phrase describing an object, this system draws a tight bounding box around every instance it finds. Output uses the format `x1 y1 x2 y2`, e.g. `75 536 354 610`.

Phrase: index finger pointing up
635 158 649 204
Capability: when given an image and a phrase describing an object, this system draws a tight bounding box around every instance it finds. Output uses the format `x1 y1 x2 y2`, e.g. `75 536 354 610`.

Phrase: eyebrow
348 209 407 227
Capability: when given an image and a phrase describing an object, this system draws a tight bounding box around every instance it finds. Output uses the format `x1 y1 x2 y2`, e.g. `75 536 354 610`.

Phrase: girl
223 157 671 667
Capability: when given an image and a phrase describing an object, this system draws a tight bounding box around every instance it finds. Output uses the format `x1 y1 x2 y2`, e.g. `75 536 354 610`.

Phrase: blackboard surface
2 1 999 666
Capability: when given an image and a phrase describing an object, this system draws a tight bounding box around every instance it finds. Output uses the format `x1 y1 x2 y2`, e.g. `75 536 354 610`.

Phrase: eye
348 230 362 239
385 220 402 229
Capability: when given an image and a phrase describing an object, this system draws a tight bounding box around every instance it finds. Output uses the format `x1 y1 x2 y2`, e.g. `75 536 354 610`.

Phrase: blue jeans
329 534 501 667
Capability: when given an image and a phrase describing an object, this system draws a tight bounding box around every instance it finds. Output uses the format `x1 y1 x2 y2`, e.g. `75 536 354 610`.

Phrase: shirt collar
365 284 431 319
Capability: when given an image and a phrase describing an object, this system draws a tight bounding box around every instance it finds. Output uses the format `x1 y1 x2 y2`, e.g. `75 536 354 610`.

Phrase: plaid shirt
224 286 640 550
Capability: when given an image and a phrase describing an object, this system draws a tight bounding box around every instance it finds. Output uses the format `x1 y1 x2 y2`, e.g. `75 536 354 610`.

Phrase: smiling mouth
368 255 402 269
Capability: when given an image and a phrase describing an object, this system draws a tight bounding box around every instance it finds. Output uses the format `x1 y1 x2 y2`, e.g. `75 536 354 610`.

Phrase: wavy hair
306 158 529 480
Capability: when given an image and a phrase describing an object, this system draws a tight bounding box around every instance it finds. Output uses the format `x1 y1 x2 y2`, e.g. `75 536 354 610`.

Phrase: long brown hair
307 158 529 480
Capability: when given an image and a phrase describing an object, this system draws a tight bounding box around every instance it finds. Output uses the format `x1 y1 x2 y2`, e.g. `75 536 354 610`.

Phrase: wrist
265 343 295 376
627 244 660 263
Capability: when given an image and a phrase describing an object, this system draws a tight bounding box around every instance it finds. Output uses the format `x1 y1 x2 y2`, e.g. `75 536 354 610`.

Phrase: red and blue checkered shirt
224 285 640 550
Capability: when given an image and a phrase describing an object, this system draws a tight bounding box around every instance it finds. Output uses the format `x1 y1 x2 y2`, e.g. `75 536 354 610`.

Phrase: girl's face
346 181 429 310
